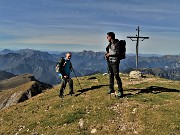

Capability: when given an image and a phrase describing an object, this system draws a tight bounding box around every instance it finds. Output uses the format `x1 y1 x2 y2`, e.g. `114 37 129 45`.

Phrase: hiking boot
59 93 64 98
117 92 123 98
107 90 115 94
69 91 75 96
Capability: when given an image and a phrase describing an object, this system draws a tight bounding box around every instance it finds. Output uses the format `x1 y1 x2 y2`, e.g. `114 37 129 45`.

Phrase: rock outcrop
0 74 52 109
129 70 142 79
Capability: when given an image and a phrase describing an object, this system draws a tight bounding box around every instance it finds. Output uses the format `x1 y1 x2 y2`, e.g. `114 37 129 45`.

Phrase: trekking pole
71 67 83 90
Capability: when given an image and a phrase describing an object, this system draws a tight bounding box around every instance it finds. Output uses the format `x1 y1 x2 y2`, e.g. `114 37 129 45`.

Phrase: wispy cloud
0 0 180 54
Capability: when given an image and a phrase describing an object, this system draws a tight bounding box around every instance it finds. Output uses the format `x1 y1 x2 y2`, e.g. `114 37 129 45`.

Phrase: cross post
127 26 149 70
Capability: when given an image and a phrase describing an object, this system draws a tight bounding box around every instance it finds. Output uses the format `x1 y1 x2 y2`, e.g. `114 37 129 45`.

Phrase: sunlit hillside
0 74 180 135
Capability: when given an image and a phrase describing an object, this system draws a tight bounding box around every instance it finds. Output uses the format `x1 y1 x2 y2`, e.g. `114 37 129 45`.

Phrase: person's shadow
129 86 180 95
75 84 108 96
75 85 179 97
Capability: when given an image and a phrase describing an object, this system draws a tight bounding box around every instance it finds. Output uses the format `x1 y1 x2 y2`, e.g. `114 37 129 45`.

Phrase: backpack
55 57 65 73
118 40 126 60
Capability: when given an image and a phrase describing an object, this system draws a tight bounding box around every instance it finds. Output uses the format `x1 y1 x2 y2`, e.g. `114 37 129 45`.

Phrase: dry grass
0 74 180 135
0 81 36 103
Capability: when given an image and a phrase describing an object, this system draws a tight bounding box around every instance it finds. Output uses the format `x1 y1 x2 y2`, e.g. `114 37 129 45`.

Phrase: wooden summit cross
127 26 149 70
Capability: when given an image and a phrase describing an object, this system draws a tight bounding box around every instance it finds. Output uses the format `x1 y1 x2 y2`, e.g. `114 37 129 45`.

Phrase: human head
66 52 72 60
107 32 115 42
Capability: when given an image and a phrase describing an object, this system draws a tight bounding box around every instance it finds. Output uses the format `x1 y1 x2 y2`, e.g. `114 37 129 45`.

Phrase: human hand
105 53 110 58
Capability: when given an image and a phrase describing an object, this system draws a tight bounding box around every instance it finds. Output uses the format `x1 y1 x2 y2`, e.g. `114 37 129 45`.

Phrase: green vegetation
0 74 180 135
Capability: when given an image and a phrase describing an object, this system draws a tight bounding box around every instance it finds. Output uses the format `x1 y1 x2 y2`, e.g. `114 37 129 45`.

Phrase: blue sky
0 0 180 54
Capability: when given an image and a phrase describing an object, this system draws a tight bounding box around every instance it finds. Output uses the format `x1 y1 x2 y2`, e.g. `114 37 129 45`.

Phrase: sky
0 0 180 55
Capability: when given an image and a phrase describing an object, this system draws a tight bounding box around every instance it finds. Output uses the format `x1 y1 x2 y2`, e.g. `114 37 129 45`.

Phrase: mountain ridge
0 49 179 85
0 74 52 110
0 70 16 81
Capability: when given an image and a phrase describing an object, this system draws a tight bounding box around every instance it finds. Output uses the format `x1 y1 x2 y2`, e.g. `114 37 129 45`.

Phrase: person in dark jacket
59 52 74 98
105 32 123 98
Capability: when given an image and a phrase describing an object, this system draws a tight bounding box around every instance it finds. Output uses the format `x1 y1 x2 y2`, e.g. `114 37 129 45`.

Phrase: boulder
129 70 142 79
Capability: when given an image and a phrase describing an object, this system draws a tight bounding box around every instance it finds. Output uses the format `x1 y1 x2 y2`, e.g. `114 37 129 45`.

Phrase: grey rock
129 71 142 79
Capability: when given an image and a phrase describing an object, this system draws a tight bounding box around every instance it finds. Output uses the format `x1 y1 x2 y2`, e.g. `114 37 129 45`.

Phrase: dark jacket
106 39 120 63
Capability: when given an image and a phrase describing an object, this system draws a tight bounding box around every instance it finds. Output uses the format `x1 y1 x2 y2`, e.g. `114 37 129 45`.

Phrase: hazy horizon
0 47 179 56
0 0 180 55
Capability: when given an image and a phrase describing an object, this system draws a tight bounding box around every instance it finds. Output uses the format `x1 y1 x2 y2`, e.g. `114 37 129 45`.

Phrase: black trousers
108 61 123 93
60 78 73 94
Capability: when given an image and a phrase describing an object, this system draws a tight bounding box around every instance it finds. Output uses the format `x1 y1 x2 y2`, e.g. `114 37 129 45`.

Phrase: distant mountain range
0 49 14 54
127 53 163 57
0 49 179 84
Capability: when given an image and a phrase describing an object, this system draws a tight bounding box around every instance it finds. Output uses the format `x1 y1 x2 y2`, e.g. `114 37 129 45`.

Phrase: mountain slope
0 74 179 135
0 70 15 81
0 49 59 85
0 49 13 55
0 74 52 110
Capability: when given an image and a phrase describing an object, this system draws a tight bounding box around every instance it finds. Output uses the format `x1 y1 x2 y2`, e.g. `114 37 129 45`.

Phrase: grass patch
58 108 86 125
0 74 180 135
